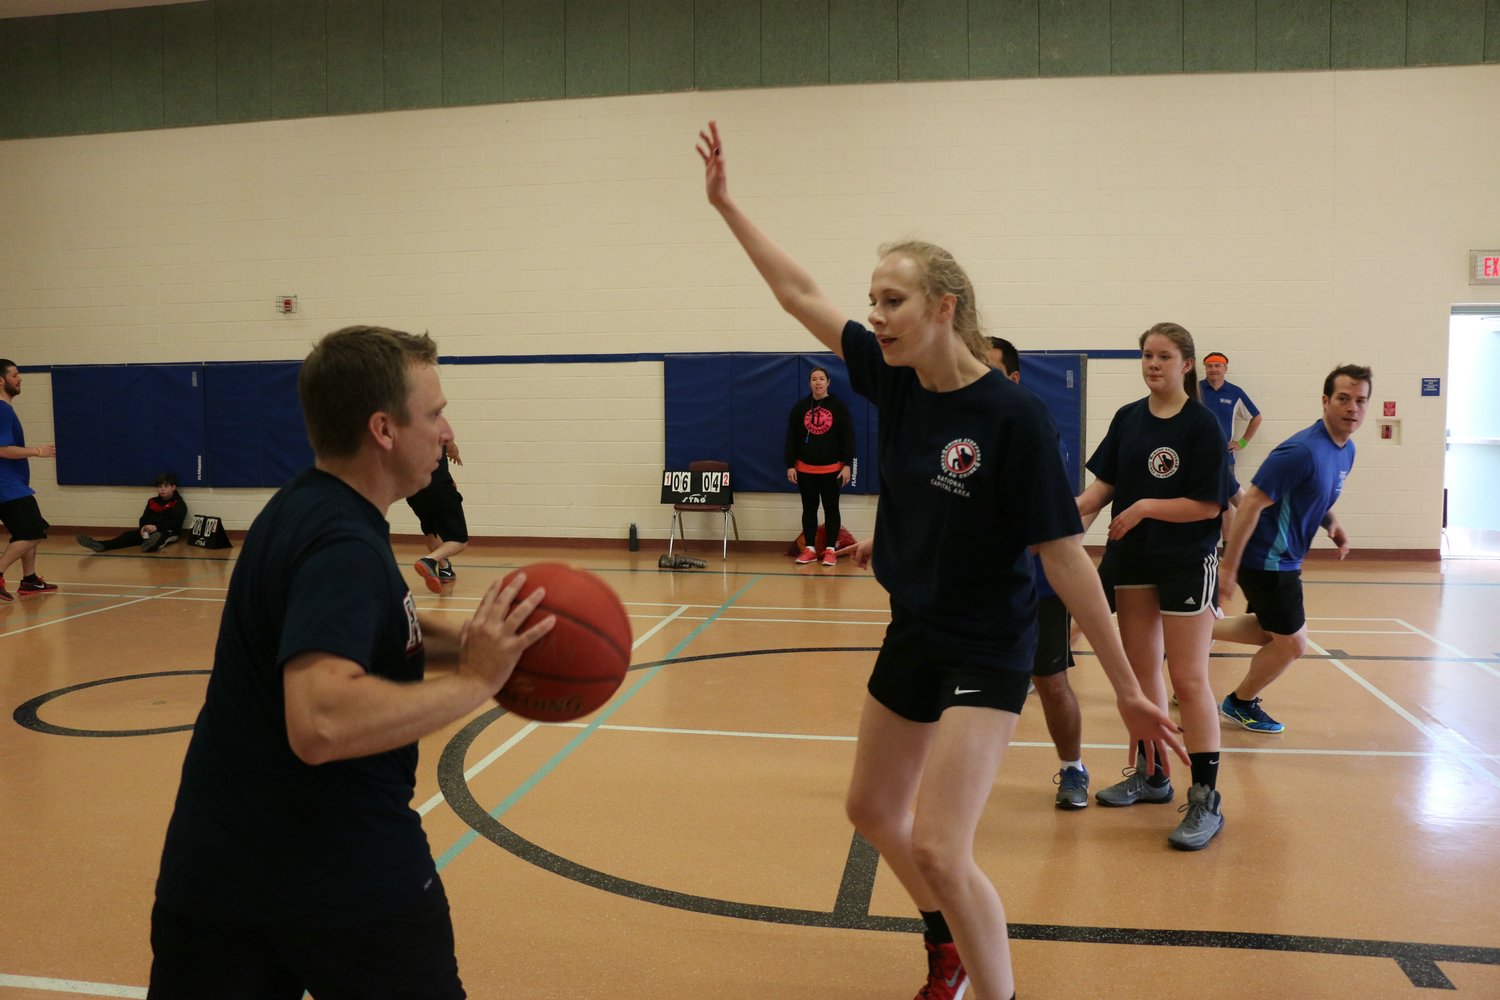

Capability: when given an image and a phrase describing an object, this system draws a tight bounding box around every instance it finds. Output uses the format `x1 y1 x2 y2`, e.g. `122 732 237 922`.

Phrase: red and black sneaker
0 576 12 602
414 557 443 594
916 940 968 1000
18 576 58 595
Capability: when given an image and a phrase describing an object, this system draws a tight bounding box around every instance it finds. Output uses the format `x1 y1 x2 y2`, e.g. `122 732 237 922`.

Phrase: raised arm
697 121 848 355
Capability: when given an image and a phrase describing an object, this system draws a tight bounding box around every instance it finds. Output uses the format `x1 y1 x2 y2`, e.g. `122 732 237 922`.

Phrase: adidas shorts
1110 551 1219 617
1236 567 1305 636
868 602 1031 722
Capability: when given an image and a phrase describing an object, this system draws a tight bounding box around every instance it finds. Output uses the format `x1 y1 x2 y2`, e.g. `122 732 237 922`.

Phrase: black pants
798 471 841 549
93 529 158 551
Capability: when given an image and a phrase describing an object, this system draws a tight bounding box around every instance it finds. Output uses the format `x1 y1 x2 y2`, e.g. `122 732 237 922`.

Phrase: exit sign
1472 250 1500 284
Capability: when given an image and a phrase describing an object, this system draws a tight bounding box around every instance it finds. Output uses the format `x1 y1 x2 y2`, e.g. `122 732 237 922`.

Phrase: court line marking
1308 637 1500 787
0 973 145 997
1392 618 1499 681
432 580 761 872
0 589 188 637
414 604 692 818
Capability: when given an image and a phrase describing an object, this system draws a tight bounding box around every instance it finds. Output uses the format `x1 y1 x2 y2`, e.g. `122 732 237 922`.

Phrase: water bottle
628 522 639 551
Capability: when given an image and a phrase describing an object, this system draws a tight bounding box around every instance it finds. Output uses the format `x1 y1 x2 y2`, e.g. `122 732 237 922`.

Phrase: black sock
22 574 39 583
1138 741 1169 786
1189 751 1221 790
1225 691 1249 706
920 909 952 945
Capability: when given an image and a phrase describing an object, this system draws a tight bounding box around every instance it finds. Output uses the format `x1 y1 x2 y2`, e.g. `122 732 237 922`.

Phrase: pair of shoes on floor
1220 693 1285 734
1096 768 1224 850
76 534 105 553
17 575 58 595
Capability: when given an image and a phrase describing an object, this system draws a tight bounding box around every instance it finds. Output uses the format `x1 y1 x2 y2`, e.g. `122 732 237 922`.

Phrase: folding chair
667 459 739 560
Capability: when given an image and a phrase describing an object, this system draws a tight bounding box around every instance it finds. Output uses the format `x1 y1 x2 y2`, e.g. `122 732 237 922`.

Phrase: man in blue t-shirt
1213 364 1371 735
0 359 60 601
149 327 557 999
1200 351 1261 538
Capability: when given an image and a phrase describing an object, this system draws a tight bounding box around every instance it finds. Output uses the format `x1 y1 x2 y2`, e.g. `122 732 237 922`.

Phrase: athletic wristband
1236 438 1248 449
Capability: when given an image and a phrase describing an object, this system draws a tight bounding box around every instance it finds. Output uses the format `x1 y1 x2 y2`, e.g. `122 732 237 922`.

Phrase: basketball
495 562 632 722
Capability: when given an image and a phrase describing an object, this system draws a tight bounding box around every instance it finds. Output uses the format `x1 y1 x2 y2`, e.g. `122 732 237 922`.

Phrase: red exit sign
1472 250 1500 284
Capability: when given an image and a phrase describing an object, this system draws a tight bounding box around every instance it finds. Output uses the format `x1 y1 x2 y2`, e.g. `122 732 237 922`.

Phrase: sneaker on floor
141 532 167 553
0 576 12 602
414 557 443 594
915 940 968 1000
1054 766 1090 809
1168 783 1224 850
1220 693 1285 734
437 562 456 582
76 534 105 552
821 547 837 567
18 576 58 594
794 546 818 565
1095 768 1173 807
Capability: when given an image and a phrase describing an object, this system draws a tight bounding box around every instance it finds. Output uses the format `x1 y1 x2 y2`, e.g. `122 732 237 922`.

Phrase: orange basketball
495 562 632 722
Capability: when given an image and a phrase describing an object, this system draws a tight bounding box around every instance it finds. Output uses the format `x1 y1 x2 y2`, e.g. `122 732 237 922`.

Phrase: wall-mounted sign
1421 377 1441 397
1471 251 1500 285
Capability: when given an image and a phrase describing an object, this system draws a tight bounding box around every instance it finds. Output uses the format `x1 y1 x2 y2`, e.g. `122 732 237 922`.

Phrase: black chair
667 459 738 560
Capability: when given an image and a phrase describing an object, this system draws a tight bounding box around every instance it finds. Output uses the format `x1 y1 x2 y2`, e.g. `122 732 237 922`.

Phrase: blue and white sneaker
1220 694 1285 734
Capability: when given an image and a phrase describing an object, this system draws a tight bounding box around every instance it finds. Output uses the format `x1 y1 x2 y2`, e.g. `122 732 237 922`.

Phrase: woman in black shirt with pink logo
785 367 855 566
699 120 1184 1000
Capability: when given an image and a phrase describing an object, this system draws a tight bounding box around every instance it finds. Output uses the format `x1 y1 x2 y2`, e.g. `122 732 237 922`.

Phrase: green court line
433 574 763 871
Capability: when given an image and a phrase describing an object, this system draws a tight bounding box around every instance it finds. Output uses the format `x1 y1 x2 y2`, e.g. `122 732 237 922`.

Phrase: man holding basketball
148 326 555 1000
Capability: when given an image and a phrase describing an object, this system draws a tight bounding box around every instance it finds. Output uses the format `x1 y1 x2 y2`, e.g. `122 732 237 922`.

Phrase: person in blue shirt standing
1214 365 1371 735
1200 351 1262 538
0 360 59 601
699 120 1182 1000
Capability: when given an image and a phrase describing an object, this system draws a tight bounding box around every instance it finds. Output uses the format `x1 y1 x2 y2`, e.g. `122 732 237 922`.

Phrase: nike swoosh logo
946 969 964 988
954 687 982 696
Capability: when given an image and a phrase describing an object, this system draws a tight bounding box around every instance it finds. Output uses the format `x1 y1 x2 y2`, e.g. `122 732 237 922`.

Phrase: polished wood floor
3 538 1498 999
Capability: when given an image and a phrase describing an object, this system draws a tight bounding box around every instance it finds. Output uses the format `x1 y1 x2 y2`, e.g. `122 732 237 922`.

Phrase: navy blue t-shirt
842 322 1083 669
1087 396 1231 566
1243 420 1356 571
155 468 432 927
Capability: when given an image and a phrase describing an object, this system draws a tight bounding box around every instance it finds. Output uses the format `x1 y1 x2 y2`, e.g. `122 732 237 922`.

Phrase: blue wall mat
1019 354 1087 492
665 352 1084 497
202 362 313 487
52 364 206 486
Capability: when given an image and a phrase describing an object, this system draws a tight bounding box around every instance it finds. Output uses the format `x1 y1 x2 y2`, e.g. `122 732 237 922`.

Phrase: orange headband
1204 353 1228 365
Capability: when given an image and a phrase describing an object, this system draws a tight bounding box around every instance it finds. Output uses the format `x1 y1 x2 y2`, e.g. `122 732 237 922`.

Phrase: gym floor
3 538 1498 999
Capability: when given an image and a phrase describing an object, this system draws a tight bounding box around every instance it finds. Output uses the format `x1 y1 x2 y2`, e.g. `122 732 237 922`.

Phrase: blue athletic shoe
1220 694 1285 734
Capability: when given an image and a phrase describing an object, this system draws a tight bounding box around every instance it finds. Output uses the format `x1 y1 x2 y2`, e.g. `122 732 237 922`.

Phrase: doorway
1443 309 1500 558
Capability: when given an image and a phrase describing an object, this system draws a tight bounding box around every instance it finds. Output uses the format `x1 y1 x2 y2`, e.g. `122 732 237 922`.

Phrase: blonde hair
1138 322 1200 402
877 240 988 364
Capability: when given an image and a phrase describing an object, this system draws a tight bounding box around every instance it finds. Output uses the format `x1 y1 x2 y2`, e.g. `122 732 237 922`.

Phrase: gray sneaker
1167 783 1224 850
1054 766 1090 809
1095 768 1173 807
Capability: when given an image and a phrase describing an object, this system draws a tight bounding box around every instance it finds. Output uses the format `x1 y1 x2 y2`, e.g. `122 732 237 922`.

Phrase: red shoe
916 940 968 1000
414 557 443 594
18 576 58 595
794 546 817 565
821 548 837 567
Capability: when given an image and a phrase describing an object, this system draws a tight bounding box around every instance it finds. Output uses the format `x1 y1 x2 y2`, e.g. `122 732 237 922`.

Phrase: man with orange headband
1200 351 1262 536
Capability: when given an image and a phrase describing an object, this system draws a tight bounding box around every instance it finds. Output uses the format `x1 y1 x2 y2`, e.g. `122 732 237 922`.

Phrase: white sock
1060 758 1084 772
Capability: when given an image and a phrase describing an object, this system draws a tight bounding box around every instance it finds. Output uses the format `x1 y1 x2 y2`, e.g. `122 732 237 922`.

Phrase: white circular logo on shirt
1147 447 1180 479
942 439 981 478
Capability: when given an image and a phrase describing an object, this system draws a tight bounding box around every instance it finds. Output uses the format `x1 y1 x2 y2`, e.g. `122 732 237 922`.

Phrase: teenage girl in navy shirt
698 121 1184 1000
1077 322 1233 850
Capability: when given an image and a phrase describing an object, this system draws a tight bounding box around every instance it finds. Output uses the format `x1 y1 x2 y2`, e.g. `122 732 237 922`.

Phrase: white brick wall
2 65 1496 549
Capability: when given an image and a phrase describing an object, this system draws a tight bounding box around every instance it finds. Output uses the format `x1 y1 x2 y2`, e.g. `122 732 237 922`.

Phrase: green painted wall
2 0 1498 139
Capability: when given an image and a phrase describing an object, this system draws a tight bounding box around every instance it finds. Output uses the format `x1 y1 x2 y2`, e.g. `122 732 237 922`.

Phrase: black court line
440 648 1500 990
11 669 208 737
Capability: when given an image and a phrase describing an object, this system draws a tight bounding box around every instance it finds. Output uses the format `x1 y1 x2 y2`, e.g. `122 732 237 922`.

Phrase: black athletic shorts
0 494 48 541
1032 595 1075 677
1237 567 1306 636
868 601 1031 722
1108 549 1219 617
148 875 465 1000
406 480 469 543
